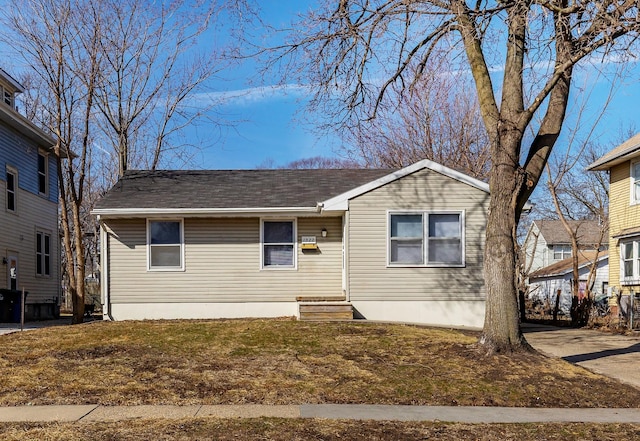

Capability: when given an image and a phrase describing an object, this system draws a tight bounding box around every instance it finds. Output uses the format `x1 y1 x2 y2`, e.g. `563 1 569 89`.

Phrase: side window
262 220 295 268
553 244 571 260
389 211 464 267
428 213 462 265
38 151 48 196
6 167 16 212
148 220 183 270
36 230 51 276
390 214 424 265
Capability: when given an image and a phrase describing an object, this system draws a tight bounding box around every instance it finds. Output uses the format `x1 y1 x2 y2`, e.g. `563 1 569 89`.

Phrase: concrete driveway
523 323 640 390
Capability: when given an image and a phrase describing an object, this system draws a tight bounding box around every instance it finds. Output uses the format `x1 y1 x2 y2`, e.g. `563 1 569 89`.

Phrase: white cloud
189 83 311 107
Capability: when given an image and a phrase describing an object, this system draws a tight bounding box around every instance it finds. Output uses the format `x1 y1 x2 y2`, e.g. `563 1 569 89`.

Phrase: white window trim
630 161 640 206
387 210 465 268
6 165 17 213
38 150 48 197
552 244 571 260
35 228 52 277
146 218 185 272
620 239 640 285
260 218 297 270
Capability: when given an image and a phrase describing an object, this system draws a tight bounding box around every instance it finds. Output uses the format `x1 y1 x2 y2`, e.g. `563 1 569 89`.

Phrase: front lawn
1 318 639 407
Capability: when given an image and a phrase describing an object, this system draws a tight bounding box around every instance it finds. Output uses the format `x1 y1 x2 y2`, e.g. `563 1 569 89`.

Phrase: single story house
93 159 490 328
528 250 608 314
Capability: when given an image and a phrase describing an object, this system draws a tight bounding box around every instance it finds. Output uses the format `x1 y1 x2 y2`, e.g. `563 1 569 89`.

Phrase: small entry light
321 228 327 238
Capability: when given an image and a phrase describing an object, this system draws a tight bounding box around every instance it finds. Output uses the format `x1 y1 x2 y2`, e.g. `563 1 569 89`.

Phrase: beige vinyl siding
0 181 59 303
609 161 640 293
348 168 488 301
106 216 342 303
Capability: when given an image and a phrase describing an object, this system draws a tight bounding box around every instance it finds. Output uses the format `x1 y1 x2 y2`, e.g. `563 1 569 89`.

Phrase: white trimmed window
147 220 184 270
262 220 296 269
36 230 51 276
552 244 572 260
621 240 640 284
6 167 16 212
389 211 464 267
38 151 48 196
632 161 640 204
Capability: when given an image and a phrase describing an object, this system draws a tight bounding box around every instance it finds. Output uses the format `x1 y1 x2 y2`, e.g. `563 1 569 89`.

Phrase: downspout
98 216 114 321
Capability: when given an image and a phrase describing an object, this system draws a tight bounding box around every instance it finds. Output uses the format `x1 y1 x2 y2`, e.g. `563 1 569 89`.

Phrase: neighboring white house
0 68 62 321
522 219 607 274
528 250 609 313
93 159 490 328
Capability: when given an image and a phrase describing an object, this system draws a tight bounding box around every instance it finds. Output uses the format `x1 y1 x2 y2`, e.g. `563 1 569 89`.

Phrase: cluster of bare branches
1 0 247 322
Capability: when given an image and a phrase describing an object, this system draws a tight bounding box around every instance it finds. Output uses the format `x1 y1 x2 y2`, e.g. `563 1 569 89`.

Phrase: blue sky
199 2 640 170
3 1 640 170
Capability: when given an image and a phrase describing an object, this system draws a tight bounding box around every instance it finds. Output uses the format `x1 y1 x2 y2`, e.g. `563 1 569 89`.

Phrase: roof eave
321 159 489 210
92 206 331 218
0 104 59 151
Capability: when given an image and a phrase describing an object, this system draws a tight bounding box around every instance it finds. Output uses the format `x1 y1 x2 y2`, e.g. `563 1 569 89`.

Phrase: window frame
552 244 572 260
260 218 297 270
37 150 48 197
35 229 51 277
621 239 640 285
146 219 185 272
387 210 465 268
630 161 640 205
6 166 17 213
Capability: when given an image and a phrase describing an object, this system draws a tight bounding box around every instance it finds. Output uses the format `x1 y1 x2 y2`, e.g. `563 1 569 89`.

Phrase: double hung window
389 211 464 266
621 240 640 284
38 151 48 196
553 244 572 260
36 231 51 276
148 220 183 270
6 168 16 212
262 220 295 268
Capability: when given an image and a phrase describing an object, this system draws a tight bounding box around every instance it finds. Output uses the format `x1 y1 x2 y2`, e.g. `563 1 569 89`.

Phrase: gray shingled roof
95 169 395 210
535 219 607 246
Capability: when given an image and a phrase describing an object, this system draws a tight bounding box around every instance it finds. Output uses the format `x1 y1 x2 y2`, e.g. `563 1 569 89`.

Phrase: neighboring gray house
0 68 61 320
528 250 609 313
522 219 607 275
93 159 490 328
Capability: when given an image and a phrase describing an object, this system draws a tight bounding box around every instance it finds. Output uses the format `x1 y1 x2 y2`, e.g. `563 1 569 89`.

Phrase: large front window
389 212 464 267
262 220 295 268
148 220 183 270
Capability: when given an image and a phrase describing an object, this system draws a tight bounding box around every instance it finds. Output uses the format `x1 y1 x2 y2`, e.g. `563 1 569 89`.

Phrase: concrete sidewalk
1 404 640 424
523 324 640 390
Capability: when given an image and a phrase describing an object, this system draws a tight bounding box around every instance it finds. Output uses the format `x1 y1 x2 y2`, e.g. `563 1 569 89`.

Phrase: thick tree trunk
479 132 530 353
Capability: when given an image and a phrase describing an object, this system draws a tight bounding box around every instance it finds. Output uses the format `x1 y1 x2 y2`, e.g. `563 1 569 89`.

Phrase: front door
7 255 17 291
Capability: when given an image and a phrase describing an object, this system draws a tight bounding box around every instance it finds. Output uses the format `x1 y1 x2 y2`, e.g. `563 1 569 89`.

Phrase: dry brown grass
0 419 639 441
0 318 639 407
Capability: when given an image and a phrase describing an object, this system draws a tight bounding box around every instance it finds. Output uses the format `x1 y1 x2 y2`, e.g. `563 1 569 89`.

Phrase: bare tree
3 0 249 322
4 0 102 323
92 0 242 176
264 1 640 353
344 60 490 180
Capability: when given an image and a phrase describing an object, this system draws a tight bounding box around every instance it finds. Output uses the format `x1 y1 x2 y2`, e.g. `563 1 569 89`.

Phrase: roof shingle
95 169 395 210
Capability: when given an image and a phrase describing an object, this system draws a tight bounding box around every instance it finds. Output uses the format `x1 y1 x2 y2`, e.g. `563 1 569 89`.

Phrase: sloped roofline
320 158 489 211
529 251 608 279
586 132 640 171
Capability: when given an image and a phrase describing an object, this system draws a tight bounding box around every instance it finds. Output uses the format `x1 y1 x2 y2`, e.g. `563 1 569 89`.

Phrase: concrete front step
298 302 353 321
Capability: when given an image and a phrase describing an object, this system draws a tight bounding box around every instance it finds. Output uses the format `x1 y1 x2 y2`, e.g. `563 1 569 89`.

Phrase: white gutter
92 206 324 218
